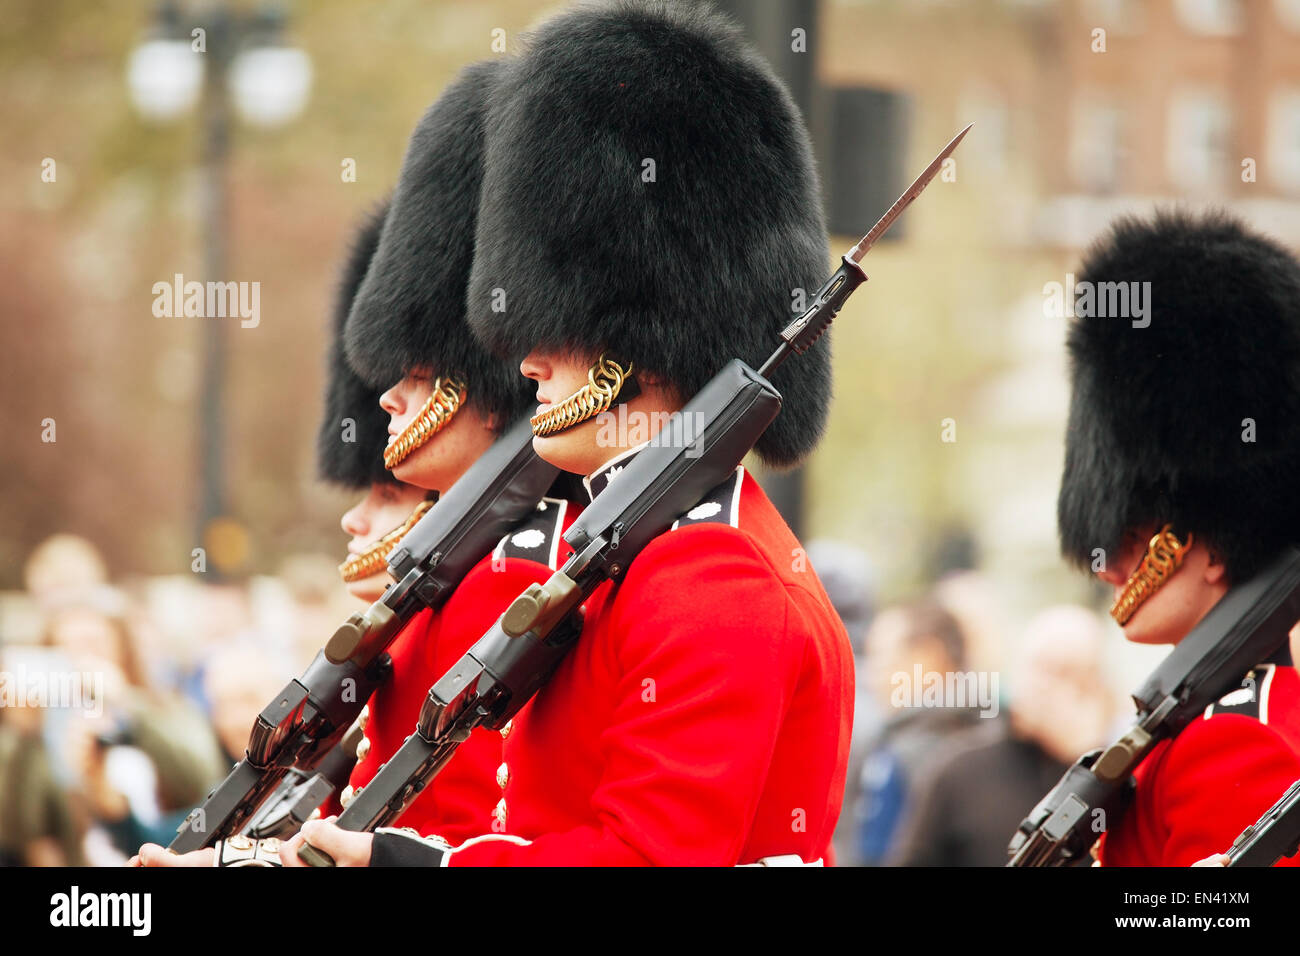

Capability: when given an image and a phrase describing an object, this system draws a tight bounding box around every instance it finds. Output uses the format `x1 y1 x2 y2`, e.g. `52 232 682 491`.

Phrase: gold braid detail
1109 524 1193 625
384 377 466 470
338 499 435 583
530 355 633 438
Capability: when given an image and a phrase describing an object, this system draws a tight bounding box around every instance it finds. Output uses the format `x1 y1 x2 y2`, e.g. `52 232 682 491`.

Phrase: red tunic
1099 648 1300 866
342 497 580 846
437 465 855 866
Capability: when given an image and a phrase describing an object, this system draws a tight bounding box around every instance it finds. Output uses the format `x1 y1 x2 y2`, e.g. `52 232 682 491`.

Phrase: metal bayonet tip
847 123 973 263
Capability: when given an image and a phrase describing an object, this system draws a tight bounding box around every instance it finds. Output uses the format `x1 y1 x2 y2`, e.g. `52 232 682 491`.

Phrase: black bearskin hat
345 59 534 425
316 201 396 489
1058 209 1300 582
467 0 831 468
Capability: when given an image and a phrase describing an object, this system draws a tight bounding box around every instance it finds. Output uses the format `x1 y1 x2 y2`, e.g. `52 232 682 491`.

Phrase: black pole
196 3 231 567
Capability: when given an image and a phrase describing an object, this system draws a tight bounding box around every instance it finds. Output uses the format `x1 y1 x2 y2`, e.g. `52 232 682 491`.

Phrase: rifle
1225 778 1300 867
298 125 973 865
242 723 364 840
168 415 560 852
1007 546 1300 866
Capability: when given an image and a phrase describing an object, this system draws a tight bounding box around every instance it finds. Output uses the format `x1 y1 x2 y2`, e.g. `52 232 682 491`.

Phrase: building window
1071 97 1125 193
1166 90 1231 191
1269 90 1300 194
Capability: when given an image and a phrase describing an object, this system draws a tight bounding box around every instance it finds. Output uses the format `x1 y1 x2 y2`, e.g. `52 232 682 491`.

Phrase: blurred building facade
808 0 1300 679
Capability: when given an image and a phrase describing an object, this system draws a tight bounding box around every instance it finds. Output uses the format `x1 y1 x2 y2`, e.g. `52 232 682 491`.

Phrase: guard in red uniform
317 193 580 840
332 58 586 845
136 60 583 868
303 0 855 867
311 198 429 823
1054 210 1300 867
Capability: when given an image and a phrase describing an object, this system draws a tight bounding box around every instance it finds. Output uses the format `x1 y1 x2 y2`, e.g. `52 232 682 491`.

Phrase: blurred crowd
0 533 353 866
811 538 1121 868
0 530 1125 867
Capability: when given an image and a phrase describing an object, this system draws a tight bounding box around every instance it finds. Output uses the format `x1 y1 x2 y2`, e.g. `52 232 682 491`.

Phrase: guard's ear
1202 542 1229 586
633 370 684 409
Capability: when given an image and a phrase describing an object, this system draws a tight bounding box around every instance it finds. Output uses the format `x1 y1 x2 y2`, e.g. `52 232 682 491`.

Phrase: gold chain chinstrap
337 499 435 583
530 355 633 438
1109 524 1193 625
384 377 466 470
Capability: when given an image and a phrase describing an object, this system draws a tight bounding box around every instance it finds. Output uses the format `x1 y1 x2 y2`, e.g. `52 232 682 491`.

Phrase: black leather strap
370 829 449 867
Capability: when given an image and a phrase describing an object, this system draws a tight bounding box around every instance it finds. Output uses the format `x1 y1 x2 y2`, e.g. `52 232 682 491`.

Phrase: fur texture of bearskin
467 0 832 467
345 59 535 426
317 201 398 488
1058 209 1300 582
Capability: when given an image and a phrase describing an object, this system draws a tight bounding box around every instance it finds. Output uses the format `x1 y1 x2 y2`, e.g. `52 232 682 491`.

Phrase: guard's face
521 348 676 478
339 481 429 602
1093 526 1229 645
521 349 609 477
378 370 497 492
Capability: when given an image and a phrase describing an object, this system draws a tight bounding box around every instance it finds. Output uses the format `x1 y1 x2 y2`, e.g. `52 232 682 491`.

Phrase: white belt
737 855 824 867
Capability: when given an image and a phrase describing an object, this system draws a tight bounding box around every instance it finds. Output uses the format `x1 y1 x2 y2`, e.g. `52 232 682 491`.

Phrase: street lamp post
127 0 311 573
196 6 232 567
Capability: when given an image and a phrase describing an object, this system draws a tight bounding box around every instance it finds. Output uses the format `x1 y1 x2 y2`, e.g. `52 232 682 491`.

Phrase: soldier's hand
280 817 374 867
132 843 216 867
1191 853 1230 867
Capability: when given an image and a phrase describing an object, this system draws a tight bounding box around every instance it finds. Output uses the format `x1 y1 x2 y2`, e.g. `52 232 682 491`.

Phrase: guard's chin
389 457 438 493
345 575 386 604
531 431 584 476
1118 616 1166 646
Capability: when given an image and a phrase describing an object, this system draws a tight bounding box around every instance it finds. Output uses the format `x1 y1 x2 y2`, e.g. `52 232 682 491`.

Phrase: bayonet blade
847 123 972 263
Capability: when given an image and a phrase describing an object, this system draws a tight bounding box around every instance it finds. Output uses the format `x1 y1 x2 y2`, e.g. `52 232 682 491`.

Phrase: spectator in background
892 605 1113 866
203 644 292 766
44 601 227 862
2 534 110 865
926 525 1010 675
22 534 109 612
0 642 86 866
805 540 876 657
848 600 982 865
275 553 355 668
806 540 878 866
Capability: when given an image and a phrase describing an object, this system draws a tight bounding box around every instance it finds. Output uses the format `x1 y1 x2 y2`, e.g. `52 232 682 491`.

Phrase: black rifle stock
1007 546 1300 866
167 417 559 852
1225 778 1300 867
242 723 365 840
